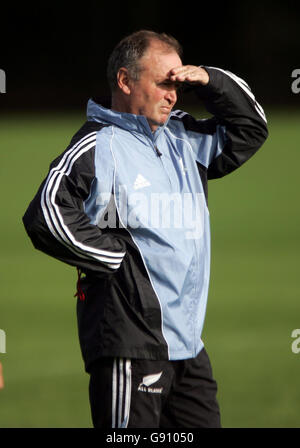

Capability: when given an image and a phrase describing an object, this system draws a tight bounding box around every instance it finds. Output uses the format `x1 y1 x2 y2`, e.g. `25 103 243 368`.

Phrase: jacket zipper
147 139 172 189
154 145 162 157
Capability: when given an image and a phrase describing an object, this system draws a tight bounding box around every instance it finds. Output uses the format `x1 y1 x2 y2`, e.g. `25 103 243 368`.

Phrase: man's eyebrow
157 77 176 84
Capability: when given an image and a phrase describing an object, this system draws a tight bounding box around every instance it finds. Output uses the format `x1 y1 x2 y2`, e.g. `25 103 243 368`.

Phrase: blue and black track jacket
23 67 268 372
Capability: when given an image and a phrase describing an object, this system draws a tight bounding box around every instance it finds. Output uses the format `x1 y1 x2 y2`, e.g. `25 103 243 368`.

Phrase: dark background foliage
1 0 299 110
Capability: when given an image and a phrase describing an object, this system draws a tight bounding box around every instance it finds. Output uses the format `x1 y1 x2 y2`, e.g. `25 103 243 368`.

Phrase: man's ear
117 67 131 95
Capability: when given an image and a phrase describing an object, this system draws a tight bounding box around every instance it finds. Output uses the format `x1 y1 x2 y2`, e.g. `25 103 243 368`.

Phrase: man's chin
148 114 169 129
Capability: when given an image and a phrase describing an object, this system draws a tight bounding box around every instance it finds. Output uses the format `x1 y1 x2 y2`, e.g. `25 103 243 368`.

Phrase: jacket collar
86 98 170 142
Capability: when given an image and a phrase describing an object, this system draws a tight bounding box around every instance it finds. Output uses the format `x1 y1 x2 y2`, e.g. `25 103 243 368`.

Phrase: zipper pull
154 146 162 157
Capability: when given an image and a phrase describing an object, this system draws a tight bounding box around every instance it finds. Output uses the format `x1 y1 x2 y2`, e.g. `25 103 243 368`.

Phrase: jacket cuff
194 66 223 100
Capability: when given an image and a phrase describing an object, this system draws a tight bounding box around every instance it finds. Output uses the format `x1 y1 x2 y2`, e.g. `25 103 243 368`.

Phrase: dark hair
107 30 183 91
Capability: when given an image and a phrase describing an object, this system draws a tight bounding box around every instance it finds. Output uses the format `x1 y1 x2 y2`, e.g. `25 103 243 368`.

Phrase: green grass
0 109 299 427
204 110 300 427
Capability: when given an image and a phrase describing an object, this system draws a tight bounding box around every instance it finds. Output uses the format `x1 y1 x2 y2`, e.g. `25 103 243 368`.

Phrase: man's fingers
170 65 209 86
170 66 194 80
170 65 197 75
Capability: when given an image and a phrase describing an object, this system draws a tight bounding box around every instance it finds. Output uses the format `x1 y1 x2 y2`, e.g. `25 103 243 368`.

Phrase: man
23 30 268 428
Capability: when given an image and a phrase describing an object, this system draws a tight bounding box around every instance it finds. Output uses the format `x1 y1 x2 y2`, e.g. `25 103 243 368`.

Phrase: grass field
0 109 299 427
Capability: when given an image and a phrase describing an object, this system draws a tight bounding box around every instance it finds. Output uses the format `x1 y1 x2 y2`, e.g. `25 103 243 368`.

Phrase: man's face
127 42 182 132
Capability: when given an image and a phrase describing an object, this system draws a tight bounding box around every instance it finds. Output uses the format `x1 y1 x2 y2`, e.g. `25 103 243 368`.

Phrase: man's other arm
22 126 126 275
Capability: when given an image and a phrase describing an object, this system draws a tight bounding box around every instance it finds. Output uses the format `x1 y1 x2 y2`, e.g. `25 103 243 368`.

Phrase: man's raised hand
169 65 209 86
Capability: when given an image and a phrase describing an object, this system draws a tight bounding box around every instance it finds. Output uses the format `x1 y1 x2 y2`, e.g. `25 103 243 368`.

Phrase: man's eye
160 81 180 90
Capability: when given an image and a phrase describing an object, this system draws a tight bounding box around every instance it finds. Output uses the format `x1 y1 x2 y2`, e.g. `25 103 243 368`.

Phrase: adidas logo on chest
133 174 151 190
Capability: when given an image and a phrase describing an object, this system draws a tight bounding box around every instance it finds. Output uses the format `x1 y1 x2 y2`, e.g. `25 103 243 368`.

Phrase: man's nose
165 89 177 104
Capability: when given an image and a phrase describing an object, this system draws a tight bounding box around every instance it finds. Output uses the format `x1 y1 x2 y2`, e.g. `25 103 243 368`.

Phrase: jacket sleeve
22 125 126 275
199 66 268 179
172 66 268 180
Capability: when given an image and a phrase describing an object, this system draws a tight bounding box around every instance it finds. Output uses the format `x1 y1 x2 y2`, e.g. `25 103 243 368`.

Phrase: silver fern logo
138 371 163 394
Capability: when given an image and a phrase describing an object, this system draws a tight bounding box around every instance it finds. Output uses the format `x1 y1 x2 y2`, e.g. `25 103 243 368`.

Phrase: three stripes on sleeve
41 131 125 270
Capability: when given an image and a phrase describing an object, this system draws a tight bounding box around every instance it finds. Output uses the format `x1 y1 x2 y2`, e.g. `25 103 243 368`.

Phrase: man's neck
110 95 157 132
110 94 128 114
